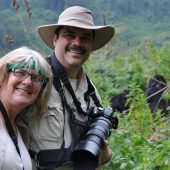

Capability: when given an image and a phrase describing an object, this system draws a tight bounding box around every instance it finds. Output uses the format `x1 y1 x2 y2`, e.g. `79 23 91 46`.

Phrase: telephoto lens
71 107 118 170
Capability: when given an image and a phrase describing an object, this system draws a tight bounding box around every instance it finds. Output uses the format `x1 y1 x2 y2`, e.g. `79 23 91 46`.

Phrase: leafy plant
85 45 170 170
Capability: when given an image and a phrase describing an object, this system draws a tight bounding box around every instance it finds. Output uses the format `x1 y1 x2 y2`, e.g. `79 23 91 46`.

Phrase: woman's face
1 68 42 111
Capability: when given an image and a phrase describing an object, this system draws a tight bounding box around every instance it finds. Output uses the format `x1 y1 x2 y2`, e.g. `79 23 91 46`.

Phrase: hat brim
37 24 115 51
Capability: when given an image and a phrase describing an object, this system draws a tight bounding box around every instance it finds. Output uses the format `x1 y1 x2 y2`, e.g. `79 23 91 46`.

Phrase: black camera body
71 107 118 170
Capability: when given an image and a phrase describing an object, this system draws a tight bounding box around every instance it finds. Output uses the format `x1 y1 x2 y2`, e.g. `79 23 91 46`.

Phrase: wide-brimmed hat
37 6 115 51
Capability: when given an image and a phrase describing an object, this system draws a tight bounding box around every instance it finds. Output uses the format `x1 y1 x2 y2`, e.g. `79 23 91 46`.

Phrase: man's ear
53 35 58 46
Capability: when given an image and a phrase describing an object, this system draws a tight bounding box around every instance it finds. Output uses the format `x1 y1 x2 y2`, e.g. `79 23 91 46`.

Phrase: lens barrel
71 116 113 170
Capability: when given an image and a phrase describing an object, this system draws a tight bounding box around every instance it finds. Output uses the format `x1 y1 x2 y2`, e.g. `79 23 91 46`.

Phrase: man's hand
100 140 112 164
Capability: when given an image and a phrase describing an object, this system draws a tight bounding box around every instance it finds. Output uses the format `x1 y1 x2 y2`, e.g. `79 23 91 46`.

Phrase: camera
71 107 118 170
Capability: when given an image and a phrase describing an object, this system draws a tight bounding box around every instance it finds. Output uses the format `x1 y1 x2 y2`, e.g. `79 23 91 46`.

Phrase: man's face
53 26 93 70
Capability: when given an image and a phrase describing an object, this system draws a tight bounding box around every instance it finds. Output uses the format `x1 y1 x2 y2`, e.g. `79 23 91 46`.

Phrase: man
28 6 115 170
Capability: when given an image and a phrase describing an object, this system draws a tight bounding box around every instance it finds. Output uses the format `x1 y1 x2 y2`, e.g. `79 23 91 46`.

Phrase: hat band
58 15 94 27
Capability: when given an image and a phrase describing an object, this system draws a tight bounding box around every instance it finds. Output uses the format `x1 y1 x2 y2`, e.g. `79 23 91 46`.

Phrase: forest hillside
0 0 170 55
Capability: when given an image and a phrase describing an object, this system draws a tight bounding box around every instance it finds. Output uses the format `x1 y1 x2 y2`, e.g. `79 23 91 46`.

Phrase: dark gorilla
110 74 169 116
145 74 169 116
110 90 130 114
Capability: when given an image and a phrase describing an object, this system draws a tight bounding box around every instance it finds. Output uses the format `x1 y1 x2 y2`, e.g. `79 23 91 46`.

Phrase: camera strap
85 75 102 108
48 54 81 118
49 53 102 115
48 54 86 147
0 100 24 170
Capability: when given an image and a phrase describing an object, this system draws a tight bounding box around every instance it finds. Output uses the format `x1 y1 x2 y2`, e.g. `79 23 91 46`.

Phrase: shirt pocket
38 106 64 143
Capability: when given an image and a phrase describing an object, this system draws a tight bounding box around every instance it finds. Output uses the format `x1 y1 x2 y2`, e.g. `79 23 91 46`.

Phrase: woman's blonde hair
0 46 52 116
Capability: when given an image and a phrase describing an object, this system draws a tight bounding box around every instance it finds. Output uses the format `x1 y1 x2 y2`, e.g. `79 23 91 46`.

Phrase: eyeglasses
9 68 43 84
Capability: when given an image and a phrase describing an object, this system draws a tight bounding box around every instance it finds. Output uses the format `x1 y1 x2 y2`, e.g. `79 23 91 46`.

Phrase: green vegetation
0 0 169 169
86 45 170 104
85 45 170 170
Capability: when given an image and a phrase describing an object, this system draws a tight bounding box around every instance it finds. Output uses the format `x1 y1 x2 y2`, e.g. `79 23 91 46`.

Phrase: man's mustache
67 44 86 54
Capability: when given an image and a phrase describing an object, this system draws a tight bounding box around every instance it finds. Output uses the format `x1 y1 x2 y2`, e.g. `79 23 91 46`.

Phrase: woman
0 46 52 170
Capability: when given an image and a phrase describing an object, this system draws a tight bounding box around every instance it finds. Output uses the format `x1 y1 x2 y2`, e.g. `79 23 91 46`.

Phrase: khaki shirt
27 71 101 170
